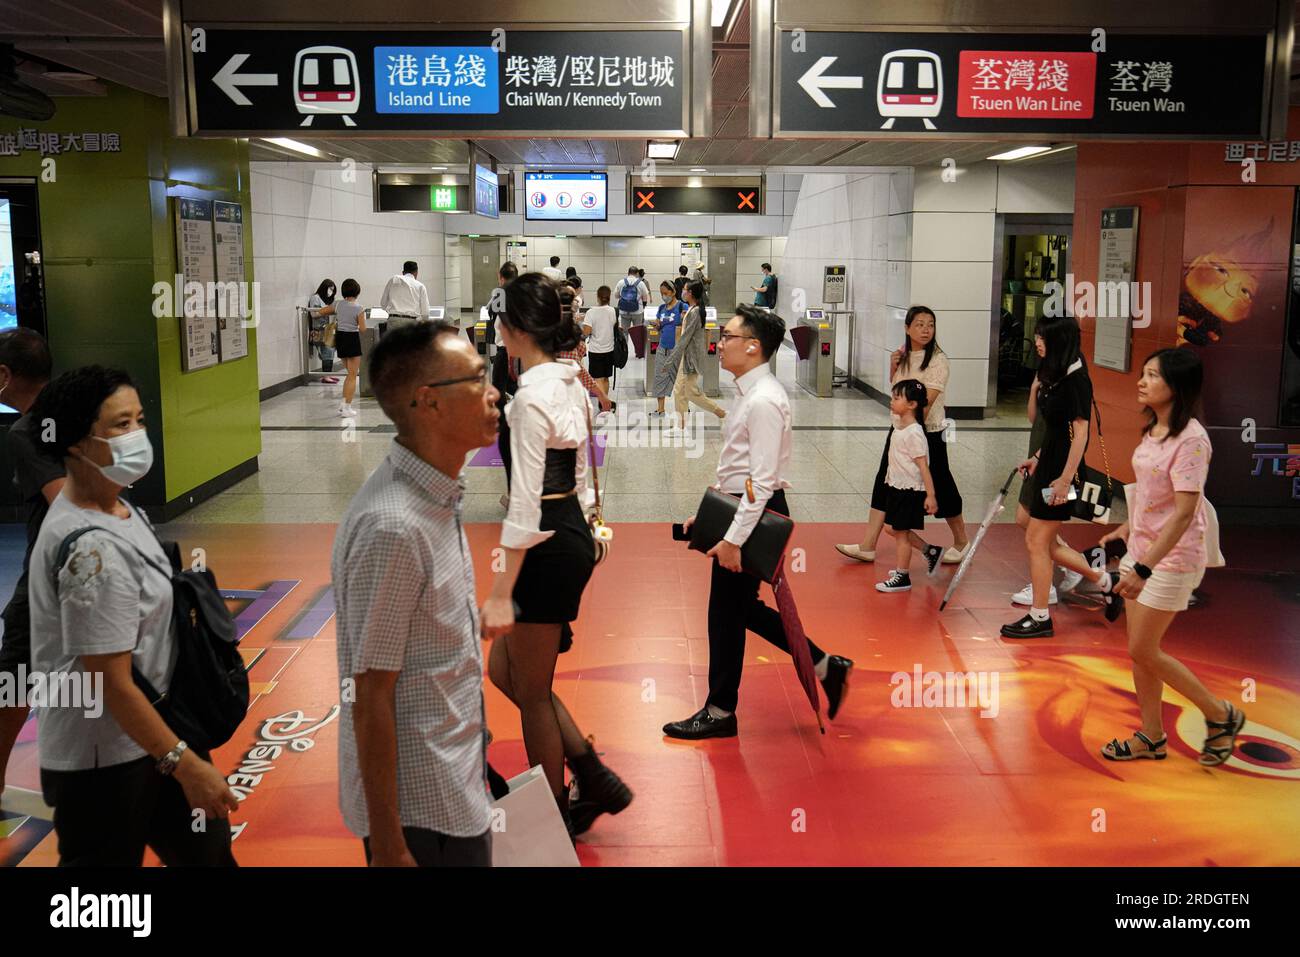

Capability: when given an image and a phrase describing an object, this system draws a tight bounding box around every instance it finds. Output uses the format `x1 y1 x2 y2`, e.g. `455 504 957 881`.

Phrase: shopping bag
489 765 579 867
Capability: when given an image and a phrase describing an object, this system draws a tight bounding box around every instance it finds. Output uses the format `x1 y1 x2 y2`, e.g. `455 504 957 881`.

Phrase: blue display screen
524 172 608 221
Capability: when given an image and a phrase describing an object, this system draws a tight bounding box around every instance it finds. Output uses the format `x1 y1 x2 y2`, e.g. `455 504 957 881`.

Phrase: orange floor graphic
3 521 1298 867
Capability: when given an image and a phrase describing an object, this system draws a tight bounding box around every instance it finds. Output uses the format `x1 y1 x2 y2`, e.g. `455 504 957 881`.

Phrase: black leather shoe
663 706 738 740
1000 613 1054 638
821 655 854 720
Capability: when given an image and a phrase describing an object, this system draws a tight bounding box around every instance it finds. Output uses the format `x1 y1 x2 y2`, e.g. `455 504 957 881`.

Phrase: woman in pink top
1098 349 1246 766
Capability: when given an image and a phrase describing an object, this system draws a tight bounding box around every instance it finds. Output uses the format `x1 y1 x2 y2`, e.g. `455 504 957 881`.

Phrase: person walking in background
379 261 431 322
663 306 853 739
0 330 61 803
665 280 726 437
317 279 366 418
691 260 711 310
542 256 564 282
1098 349 1245 766
1002 315 1121 639
874 380 945 593
750 263 777 309
674 264 690 300
580 284 618 404
556 282 614 416
481 273 633 838
651 280 687 417
836 306 968 564
333 322 500 866
613 266 649 331
307 279 339 378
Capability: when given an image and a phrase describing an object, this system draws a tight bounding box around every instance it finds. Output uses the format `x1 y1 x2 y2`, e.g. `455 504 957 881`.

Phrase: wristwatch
1132 562 1153 580
157 740 188 776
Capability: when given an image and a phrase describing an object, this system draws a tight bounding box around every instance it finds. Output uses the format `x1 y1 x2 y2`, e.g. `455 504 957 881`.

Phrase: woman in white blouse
481 272 633 838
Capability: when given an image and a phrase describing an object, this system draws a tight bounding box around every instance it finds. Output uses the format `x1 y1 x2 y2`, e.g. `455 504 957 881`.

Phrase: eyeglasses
718 332 758 344
409 368 491 406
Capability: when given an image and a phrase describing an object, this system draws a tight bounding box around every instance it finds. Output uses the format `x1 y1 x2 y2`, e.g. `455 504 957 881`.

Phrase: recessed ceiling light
986 145 1052 161
261 137 327 159
647 141 679 160
691 167 707 172
430 165 447 170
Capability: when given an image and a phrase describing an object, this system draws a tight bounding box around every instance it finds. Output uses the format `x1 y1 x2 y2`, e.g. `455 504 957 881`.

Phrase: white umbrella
939 466 1023 612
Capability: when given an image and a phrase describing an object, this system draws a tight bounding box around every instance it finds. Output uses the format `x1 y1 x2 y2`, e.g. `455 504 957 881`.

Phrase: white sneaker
1059 569 1084 593
337 405 351 418
345 405 359 417
1012 583 1058 606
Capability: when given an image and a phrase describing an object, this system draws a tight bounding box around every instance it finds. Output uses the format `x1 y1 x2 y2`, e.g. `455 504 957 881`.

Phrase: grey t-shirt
334 299 365 332
28 493 177 771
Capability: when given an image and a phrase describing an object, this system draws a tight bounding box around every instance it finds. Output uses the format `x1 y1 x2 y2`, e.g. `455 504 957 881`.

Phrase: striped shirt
332 439 489 839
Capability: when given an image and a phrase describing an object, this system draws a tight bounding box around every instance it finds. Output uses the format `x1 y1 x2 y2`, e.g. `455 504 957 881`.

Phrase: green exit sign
431 185 459 211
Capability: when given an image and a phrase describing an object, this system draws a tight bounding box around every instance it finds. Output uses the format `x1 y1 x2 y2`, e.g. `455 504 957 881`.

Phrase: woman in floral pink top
1098 349 1246 767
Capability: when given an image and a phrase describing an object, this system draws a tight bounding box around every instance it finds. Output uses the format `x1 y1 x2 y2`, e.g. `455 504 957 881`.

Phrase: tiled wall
782 160 1075 412
249 161 447 390
451 234 787 314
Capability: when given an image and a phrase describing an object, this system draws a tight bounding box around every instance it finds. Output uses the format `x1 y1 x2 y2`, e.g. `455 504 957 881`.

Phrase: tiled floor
7 348 1293 868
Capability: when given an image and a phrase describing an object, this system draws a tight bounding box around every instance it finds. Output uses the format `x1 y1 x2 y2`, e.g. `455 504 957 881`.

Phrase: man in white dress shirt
541 256 564 282
664 305 853 739
379 260 432 321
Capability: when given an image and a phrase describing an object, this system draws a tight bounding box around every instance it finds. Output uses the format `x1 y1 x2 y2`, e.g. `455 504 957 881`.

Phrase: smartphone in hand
671 523 691 542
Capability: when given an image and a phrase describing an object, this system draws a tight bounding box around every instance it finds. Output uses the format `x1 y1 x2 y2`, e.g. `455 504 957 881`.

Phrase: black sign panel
187 28 686 135
630 184 762 214
776 32 1268 138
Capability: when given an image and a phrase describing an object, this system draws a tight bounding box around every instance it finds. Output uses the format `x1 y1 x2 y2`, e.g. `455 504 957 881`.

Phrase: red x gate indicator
636 190 655 209
737 190 756 210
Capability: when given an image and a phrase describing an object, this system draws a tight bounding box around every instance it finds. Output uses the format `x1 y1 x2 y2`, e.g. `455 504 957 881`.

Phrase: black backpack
53 516 249 753
612 322 629 369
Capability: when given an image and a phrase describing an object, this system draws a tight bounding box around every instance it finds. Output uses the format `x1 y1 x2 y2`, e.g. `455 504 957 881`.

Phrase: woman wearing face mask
836 305 968 565
650 280 686 416
307 279 338 379
26 366 239 865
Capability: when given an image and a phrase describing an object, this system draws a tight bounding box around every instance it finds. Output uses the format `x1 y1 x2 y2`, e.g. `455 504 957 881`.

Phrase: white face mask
86 428 154 486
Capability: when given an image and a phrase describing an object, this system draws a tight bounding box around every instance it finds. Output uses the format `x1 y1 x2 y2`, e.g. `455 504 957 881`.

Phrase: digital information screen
473 163 500 218
0 199 16 335
524 172 607 221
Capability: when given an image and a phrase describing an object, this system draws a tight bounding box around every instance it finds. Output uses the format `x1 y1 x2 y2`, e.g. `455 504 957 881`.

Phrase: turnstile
644 324 661 397
701 322 721 397
357 312 387 397
796 310 835 398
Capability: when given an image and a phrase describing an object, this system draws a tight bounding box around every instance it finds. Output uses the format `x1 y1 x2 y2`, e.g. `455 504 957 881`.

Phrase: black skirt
870 426 962 519
334 330 362 358
511 449 595 652
1028 424 1078 521
587 350 615 379
884 486 927 531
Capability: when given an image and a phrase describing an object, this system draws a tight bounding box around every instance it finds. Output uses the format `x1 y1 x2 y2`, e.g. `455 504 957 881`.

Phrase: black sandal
1200 701 1246 767
1101 729 1167 761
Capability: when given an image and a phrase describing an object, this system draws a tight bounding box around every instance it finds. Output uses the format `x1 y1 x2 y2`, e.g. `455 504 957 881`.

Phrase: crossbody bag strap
584 400 602 520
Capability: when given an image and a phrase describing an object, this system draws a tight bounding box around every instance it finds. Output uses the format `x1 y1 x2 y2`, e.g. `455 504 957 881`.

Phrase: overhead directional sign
178 27 694 136
770 31 1271 138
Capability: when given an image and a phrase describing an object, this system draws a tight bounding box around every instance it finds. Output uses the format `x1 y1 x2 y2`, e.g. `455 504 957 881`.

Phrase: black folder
688 488 794 583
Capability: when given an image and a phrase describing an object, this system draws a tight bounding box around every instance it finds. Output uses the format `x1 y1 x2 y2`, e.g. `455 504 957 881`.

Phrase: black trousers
705 490 827 713
491 346 514 484
363 827 492 867
40 755 237 867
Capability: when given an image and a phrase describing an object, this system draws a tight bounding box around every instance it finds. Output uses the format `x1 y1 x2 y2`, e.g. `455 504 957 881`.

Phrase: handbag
322 320 337 348
585 403 611 564
689 483 794 583
489 765 580 867
1067 399 1113 524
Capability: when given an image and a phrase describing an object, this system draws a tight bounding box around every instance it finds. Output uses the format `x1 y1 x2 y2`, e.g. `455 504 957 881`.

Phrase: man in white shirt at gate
663 305 854 739
380 261 432 321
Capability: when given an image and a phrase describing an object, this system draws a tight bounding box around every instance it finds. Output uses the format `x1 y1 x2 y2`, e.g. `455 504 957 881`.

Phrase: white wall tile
911 211 996 262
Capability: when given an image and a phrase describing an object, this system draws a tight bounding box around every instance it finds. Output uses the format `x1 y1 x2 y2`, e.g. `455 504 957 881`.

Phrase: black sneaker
923 544 944 577
1103 572 1125 622
875 570 912 593
1000 613 1054 638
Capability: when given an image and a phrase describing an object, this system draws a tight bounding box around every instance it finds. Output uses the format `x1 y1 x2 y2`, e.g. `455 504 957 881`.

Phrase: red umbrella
770 559 826 734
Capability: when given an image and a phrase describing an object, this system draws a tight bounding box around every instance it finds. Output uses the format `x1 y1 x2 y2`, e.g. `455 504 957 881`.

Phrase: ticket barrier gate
795 309 835 398
644 324 661 396
701 321 721 397
469 318 491 358
357 309 388 398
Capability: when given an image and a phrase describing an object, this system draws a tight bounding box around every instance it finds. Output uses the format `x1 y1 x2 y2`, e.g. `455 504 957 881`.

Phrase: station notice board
1093 206 1138 373
214 200 250 362
174 197 251 371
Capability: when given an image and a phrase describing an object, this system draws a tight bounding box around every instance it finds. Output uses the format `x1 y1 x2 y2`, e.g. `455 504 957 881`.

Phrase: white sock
814 656 829 681
1097 571 1113 592
706 704 732 720
1030 606 1050 621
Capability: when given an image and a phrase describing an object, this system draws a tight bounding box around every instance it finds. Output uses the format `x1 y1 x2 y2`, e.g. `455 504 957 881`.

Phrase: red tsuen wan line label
957 51 1097 119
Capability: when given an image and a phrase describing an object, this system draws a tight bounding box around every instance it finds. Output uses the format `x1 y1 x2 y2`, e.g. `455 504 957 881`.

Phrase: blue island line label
374 46 500 114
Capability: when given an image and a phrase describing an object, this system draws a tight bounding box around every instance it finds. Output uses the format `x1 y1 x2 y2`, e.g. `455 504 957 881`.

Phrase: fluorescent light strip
986 145 1053 161
262 137 327 159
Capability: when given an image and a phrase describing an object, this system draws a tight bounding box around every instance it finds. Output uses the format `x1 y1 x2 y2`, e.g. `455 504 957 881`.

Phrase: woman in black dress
1001 316 1121 639
481 273 633 837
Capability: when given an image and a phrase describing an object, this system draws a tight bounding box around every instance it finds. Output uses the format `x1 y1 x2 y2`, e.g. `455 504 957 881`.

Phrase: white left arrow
213 54 278 106
797 55 863 108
